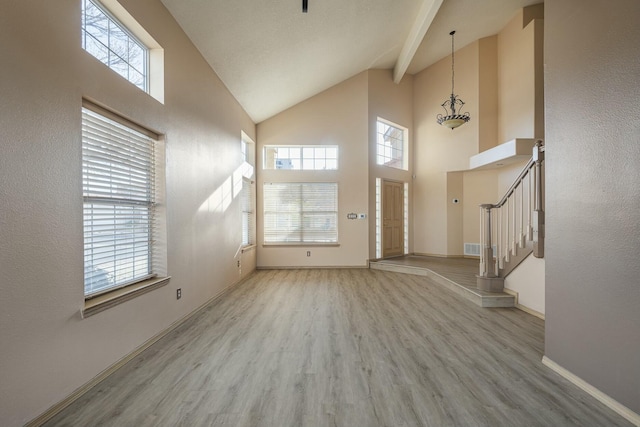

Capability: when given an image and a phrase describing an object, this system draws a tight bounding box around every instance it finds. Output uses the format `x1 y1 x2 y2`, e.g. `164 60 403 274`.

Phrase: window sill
241 244 257 253
83 276 171 318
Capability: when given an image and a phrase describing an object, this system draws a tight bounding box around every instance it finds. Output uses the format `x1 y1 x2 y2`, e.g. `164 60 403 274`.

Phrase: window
376 119 407 170
241 134 256 246
82 102 163 298
82 0 148 91
263 183 338 244
264 146 338 170
241 179 255 246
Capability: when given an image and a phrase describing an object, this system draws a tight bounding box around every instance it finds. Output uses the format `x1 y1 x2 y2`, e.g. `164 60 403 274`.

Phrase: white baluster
520 181 525 248
505 197 510 263
527 170 533 240
479 206 484 275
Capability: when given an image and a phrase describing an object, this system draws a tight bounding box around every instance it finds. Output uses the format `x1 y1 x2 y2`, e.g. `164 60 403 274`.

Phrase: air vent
464 243 480 256
464 243 497 257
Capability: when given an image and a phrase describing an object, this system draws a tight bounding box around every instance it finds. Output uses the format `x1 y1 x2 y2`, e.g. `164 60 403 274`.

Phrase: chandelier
437 31 470 130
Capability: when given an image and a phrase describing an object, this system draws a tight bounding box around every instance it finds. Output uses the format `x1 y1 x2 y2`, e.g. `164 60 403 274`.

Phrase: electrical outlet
176 288 182 299
237 260 240 267
307 251 311 257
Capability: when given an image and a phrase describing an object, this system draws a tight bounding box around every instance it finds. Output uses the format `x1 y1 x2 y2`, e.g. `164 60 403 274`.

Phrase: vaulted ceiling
160 0 542 123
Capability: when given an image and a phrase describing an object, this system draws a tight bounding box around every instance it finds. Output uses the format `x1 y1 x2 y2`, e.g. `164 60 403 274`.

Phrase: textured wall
256 73 370 267
368 69 415 259
545 0 640 414
0 1 255 425
413 41 480 256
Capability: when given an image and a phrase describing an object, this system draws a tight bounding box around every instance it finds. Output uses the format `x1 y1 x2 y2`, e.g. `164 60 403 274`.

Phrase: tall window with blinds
263 182 338 244
82 104 158 297
241 178 255 246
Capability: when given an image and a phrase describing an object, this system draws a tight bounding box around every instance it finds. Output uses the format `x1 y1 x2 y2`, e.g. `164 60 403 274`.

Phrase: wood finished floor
45 269 633 427
377 256 479 287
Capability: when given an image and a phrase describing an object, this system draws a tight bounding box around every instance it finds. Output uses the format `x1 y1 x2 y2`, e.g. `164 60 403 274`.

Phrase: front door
382 180 404 258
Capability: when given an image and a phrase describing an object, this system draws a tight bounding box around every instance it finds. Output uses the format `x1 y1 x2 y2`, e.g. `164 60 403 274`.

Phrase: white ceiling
160 0 542 123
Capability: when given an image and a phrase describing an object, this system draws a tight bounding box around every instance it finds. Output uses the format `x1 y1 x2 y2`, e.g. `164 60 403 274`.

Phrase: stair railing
479 140 544 278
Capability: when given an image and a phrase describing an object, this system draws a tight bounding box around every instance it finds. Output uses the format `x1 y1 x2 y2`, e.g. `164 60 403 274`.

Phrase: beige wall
498 6 544 142
0 1 255 425
367 69 414 258
413 6 544 258
256 73 370 268
505 255 545 315
413 41 480 256
462 170 498 245
545 0 640 415
256 69 413 266
446 172 464 256
478 36 499 153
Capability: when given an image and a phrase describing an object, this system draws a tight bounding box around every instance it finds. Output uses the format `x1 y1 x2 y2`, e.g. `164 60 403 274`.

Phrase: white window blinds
241 178 255 246
82 104 157 297
263 182 338 244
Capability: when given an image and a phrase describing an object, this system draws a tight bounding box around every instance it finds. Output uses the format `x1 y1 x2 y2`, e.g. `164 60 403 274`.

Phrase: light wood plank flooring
44 269 633 426
373 255 479 287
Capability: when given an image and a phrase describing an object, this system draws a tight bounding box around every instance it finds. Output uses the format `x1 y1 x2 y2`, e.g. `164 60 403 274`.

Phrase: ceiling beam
393 0 444 83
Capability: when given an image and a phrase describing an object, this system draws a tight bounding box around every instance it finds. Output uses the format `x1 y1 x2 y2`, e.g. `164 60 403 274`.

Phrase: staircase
477 140 545 292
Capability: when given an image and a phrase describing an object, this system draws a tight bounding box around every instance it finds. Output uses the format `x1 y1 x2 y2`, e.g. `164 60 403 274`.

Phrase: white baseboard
502 289 545 319
256 265 368 270
542 356 640 426
26 273 253 427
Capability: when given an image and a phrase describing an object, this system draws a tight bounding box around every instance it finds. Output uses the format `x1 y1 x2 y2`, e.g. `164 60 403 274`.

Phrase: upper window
264 146 338 170
263 182 338 244
82 102 162 297
82 0 148 91
81 0 166 104
376 119 408 170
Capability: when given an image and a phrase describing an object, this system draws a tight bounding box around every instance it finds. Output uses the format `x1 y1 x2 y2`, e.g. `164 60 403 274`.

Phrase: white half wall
505 254 545 316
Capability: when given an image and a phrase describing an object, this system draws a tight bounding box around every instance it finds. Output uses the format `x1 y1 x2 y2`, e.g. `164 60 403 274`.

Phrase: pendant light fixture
437 30 470 130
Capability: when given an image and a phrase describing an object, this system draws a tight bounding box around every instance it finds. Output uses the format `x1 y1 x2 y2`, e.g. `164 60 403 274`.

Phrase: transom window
81 0 148 92
263 182 338 244
82 102 160 297
264 146 338 170
376 119 408 170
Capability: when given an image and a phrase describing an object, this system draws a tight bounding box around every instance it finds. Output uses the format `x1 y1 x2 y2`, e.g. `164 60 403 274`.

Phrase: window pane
128 40 145 74
302 147 314 159
85 34 109 63
85 3 109 46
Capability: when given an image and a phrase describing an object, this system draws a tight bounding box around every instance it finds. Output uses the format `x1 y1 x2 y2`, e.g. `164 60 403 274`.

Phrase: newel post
477 203 505 292
479 204 496 277
476 204 504 292
532 140 545 258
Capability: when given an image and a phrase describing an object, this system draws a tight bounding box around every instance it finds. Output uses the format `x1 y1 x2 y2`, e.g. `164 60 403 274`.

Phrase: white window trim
81 100 168 317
